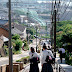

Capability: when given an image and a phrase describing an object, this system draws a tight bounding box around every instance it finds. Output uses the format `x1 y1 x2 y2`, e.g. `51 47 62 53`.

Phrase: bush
23 40 27 43
31 35 35 39
65 52 72 66
15 39 22 51
12 48 21 54
16 56 30 64
23 40 28 46
4 45 9 56
12 34 20 40
23 40 29 50
24 42 28 46
24 59 28 64
24 46 29 51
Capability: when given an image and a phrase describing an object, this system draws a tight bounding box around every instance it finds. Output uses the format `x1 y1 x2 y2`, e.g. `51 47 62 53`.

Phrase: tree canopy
56 21 72 47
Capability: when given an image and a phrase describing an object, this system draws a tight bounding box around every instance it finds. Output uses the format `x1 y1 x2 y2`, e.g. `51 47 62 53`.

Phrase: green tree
56 21 72 47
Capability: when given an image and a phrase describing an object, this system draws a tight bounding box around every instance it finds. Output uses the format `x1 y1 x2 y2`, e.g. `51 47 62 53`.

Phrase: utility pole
9 0 13 72
36 26 37 52
54 10 56 58
27 8 29 43
50 0 54 46
46 22 47 41
27 13 29 42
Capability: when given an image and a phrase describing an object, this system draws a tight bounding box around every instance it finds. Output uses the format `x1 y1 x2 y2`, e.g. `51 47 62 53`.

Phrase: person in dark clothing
29 47 40 72
59 51 62 63
58 46 65 63
41 45 54 72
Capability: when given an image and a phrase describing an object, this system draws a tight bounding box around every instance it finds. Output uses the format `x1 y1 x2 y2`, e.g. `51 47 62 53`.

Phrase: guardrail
56 62 65 72
59 65 65 72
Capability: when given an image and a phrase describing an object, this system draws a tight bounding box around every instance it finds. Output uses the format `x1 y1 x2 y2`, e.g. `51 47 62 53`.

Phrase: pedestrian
29 47 40 72
41 45 54 72
43 43 46 46
48 45 51 50
58 46 65 63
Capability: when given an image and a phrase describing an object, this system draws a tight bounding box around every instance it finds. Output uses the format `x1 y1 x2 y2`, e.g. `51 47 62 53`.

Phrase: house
4 22 27 40
0 19 27 40
0 35 3 48
12 23 27 40
0 19 8 26
0 25 9 38
0 19 9 37
0 35 7 57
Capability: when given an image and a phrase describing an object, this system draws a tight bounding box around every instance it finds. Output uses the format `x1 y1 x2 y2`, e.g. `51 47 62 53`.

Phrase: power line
59 0 71 19
61 8 71 21
59 0 67 13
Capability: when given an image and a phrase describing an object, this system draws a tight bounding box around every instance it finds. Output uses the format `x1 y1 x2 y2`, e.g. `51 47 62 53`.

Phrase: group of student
29 43 54 72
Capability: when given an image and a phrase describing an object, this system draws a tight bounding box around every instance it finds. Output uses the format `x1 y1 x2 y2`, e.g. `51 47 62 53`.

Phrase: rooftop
14 23 26 32
0 19 8 25
12 27 23 35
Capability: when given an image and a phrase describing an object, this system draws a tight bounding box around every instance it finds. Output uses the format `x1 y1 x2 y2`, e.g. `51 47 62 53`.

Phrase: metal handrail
59 64 65 72
56 62 65 72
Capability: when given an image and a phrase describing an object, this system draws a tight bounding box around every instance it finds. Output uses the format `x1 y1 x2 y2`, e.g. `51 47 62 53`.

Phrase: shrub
23 40 28 46
24 46 29 51
4 45 9 56
15 39 22 51
31 35 35 39
24 42 28 46
12 34 20 40
23 40 27 43
16 56 30 64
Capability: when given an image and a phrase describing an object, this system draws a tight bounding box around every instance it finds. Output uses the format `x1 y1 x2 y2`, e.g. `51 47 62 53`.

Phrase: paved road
21 39 57 72
0 39 39 66
29 39 39 51
22 63 56 72
0 50 29 66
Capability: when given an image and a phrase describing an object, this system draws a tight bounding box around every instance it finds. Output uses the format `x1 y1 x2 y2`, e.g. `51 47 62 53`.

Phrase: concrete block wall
0 64 6 72
13 62 23 70
0 62 24 72
6 64 20 72
1 65 6 72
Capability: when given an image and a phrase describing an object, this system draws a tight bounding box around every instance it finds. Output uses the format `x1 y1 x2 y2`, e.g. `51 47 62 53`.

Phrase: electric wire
59 0 71 19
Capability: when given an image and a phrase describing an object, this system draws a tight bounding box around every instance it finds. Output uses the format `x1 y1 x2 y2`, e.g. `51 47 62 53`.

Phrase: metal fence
56 62 65 72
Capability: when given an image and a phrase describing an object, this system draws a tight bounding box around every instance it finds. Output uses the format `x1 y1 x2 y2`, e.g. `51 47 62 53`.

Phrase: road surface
0 39 39 66
0 50 29 66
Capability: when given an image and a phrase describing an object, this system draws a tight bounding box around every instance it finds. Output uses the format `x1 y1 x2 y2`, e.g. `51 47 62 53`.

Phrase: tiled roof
11 27 23 35
0 19 8 25
14 23 26 32
0 25 8 31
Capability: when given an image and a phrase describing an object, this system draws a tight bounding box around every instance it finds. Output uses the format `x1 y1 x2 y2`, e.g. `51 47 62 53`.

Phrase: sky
0 0 71 2
0 0 72 6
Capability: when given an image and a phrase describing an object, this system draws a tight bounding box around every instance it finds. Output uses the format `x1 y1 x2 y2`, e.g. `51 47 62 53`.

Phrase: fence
56 62 65 72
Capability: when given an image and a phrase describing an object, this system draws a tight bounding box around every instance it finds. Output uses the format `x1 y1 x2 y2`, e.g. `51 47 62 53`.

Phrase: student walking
41 45 54 72
58 46 65 63
29 47 40 72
